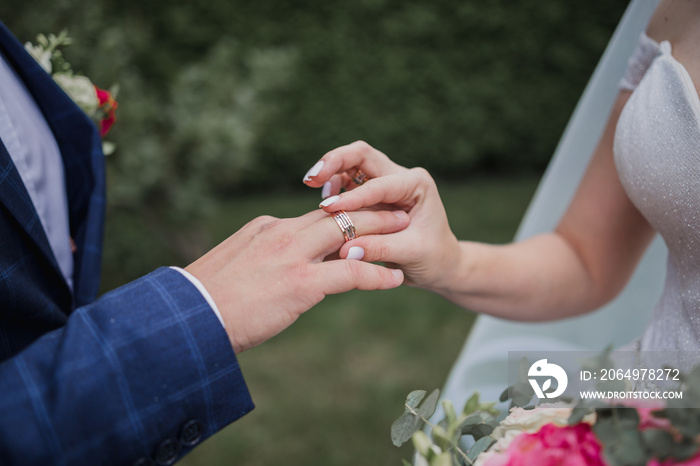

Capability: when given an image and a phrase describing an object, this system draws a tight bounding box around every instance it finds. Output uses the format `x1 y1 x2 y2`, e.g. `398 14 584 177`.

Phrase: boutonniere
24 31 118 154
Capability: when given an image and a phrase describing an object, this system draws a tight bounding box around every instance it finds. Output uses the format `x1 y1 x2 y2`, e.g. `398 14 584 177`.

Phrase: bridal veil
435 0 665 414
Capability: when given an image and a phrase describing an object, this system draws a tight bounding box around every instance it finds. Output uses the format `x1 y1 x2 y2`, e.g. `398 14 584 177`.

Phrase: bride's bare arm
438 91 654 320
303 91 655 321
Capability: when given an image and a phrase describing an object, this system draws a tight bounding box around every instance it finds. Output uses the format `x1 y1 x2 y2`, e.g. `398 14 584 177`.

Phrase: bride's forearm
423 89 654 320
425 234 611 321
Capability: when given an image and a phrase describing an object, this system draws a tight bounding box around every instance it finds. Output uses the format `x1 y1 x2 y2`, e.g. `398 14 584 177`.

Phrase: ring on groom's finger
351 169 369 186
330 210 358 242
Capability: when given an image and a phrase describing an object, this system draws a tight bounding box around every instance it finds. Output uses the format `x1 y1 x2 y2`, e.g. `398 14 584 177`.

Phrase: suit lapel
0 142 61 274
0 21 106 307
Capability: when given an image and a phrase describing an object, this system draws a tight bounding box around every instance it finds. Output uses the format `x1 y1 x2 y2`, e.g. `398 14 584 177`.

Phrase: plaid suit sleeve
0 267 254 466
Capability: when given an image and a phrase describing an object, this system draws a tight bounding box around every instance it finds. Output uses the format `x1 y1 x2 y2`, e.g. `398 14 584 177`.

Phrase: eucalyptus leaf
392 389 441 447
510 382 535 408
594 414 647 466
459 413 483 436
654 408 692 437
608 430 647 466
462 393 480 416
592 416 616 440
419 389 441 420
596 407 640 428
568 406 593 425
430 424 453 452
614 407 641 425
641 429 674 459
485 417 500 429
665 408 700 439
466 436 495 463
668 439 699 461
517 357 530 383
499 386 512 403
442 400 457 426
430 451 453 466
481 401 501 416
412 430 433 458
413 455 430 466
407 390 428 409
470 424 494 441
415 454 430 466
392 412 424 447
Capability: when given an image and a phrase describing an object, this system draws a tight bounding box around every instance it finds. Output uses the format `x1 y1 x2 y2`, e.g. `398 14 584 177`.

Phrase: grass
164 174 539 466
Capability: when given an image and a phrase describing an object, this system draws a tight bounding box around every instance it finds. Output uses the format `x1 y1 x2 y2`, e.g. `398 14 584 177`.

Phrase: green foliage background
4 0 625 279
2 1 627 464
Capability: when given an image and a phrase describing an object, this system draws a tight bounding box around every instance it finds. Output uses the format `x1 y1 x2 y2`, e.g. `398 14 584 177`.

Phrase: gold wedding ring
351 169 369 186
330 210 358 242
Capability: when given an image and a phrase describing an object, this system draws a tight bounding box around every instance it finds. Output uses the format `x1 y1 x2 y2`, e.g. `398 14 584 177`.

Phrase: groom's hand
185 208 408 353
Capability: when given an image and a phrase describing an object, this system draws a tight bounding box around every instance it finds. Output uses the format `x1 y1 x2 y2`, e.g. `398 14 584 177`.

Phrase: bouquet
392 356 700 466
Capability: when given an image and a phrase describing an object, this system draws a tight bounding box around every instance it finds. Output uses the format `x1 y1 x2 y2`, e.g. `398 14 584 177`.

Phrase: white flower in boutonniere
24 30 119 155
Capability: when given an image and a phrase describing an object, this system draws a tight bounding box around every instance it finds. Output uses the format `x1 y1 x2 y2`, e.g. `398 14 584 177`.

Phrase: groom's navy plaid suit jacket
0 22 253 465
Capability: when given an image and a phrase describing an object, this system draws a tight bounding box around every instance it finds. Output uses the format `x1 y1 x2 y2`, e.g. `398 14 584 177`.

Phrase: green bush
2 0 627 277
5 0 626 184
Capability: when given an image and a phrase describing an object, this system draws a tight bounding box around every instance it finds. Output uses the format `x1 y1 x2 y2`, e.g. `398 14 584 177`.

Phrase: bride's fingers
321 174 345 200
302 140 405 188
326 172 362 196
318 168 434 213
304 209 410 257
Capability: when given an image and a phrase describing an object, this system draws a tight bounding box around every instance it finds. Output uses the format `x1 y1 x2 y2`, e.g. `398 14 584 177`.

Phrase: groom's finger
303 141 404 188
304 209 410 257
312 260 404 295
337 232 408 265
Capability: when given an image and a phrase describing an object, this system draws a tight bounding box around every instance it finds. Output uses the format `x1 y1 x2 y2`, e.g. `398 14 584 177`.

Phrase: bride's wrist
422 239 472 296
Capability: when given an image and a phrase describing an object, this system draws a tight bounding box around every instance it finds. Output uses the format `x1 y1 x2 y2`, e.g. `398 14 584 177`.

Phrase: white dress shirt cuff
169 266 225 328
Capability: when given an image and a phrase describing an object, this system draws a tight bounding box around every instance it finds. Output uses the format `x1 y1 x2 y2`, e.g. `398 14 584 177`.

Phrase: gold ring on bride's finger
351 169 369 186
330 210 358 242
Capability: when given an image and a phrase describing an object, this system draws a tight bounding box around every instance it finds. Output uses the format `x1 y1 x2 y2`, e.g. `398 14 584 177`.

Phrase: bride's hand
303 141 461 289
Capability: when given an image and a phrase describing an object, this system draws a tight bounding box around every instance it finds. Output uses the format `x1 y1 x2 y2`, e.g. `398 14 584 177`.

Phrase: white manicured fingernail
319 195 340 208
346 246 365 261
303 160 324 181
322 182 332 199
391 269 404 282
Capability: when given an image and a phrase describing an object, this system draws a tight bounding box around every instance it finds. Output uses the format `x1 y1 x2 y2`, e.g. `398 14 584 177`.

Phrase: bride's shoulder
645 0 700 45
645 0 700 92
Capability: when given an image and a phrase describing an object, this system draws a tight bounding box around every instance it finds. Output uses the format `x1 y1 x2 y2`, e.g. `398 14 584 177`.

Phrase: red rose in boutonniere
24 31 119 154
95 86 118 137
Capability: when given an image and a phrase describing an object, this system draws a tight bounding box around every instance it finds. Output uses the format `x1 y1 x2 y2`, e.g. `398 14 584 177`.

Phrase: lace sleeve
619 32 662 91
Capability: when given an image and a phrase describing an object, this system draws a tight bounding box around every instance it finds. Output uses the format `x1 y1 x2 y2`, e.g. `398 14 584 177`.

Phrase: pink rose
481 423 605 466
